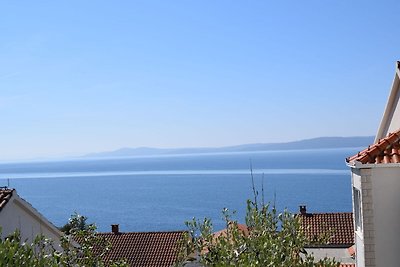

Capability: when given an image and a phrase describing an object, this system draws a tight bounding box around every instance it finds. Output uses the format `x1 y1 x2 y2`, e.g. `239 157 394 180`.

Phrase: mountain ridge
84 136 374 158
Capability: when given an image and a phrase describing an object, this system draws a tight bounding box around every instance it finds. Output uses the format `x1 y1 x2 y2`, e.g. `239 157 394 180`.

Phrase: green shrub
177 200 339 267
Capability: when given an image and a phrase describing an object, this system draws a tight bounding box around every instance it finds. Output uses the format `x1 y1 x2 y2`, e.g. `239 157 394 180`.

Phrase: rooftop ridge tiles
347 128 400 164
296 212 353 215
0 188 14 210
97 230 186 235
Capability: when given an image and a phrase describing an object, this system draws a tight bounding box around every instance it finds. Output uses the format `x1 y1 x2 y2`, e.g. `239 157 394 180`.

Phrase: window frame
353 187 363 232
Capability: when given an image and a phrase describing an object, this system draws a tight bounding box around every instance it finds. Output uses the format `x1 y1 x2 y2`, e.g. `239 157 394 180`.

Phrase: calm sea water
0 148 358 232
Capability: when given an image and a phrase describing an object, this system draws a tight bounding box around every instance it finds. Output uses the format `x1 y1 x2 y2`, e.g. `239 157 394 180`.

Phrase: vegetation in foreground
176 184 340 267
0 213 127 267
0 183 341 267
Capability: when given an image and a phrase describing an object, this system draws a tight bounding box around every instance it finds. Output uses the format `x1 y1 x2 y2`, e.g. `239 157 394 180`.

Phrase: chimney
111 224 119 234
299 205 307 215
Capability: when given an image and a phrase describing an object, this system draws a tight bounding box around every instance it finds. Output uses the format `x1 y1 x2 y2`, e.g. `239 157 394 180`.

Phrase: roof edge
348 161 400 169
347 129 400 165
375 61 400 141
305 244 354 249
13 192 62 237
296 212 353 216
97 230 187 235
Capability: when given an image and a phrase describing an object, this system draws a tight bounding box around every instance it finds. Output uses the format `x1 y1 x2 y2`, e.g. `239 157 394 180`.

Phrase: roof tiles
213 223 249 239
95 231 185 267
298 212 354 246
347 129 400 164
0 188 14 211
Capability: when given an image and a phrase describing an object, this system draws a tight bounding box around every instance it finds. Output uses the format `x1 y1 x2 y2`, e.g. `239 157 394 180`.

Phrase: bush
0 213 128 267
176 200 339 267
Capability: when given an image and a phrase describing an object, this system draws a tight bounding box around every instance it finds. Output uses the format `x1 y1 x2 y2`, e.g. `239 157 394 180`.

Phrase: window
353 187 362 231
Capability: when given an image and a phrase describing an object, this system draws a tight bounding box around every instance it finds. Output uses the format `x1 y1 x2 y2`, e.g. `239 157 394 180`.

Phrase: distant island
84 136 374 158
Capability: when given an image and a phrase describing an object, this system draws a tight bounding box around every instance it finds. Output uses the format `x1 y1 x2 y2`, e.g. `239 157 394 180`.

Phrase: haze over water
0 148 356 232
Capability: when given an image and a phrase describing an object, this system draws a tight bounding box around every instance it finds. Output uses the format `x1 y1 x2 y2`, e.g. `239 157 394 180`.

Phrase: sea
0 147 359 233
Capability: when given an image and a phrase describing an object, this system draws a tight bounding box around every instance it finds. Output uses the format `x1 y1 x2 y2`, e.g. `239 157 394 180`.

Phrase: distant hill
84 136 374 158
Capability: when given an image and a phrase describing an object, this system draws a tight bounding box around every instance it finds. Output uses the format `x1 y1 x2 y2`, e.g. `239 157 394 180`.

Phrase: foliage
0 229 58 267
176 200 340 267
57 215 123 267
0 213 128 267
60 212 91 235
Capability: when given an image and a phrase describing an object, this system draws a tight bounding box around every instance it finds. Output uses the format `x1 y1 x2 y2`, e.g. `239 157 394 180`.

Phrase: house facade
346 61 400 267
0 188 62 248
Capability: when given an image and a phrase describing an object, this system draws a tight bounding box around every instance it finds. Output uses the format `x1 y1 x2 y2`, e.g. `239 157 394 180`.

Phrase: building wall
0 193 62 249
360 169 375 267
376 68 400 141
351 168 366 267
370 167 400 267
384 83 400 135
305 247 355 264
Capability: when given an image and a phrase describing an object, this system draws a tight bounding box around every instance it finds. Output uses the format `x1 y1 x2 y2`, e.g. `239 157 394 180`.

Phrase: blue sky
0 1 399 161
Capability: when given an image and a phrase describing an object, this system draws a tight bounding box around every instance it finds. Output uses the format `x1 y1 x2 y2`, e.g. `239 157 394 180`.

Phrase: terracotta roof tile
213 223 249 239
94 231 185 267
339 264 355 267
0 188 14 211
298 212 354 246
347 245 355 257
347 129 400 164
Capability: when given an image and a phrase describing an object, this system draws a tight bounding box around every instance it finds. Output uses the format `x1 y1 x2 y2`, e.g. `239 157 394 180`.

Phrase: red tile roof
347 245 355 257
213 223 249 239
347 129 400 164
0 188 14 211
298 212 354 246
339 264 355 267
95 231 185 267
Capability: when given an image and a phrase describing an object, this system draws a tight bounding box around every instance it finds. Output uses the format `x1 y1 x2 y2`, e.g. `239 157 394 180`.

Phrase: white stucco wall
305 247 355 264
355 234 365 267
351 169 365 267
369 166 400 267
0 193 62 249
352 169 362 190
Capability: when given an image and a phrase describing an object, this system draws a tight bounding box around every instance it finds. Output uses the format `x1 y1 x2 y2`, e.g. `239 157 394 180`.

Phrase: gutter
304 244 354 249
346 161 400 169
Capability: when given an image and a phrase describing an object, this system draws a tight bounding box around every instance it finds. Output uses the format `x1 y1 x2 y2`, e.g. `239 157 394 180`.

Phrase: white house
0 187 63 249
346 61 400 267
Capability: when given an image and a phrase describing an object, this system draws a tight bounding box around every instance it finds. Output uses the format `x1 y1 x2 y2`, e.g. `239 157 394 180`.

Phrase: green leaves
59 212 91 235
57 213 128 267
0 228 58 267
0 214 128 267
177 201 340 267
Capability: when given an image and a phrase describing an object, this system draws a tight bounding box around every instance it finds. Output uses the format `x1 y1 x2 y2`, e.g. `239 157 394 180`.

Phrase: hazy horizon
1 135 374 163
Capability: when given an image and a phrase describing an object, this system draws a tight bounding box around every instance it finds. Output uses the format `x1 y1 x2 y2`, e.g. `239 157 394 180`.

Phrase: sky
0 1 399 161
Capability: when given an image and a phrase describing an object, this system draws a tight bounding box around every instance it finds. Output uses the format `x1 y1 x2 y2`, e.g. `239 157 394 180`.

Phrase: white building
347 61 400 267
0 187 62 248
